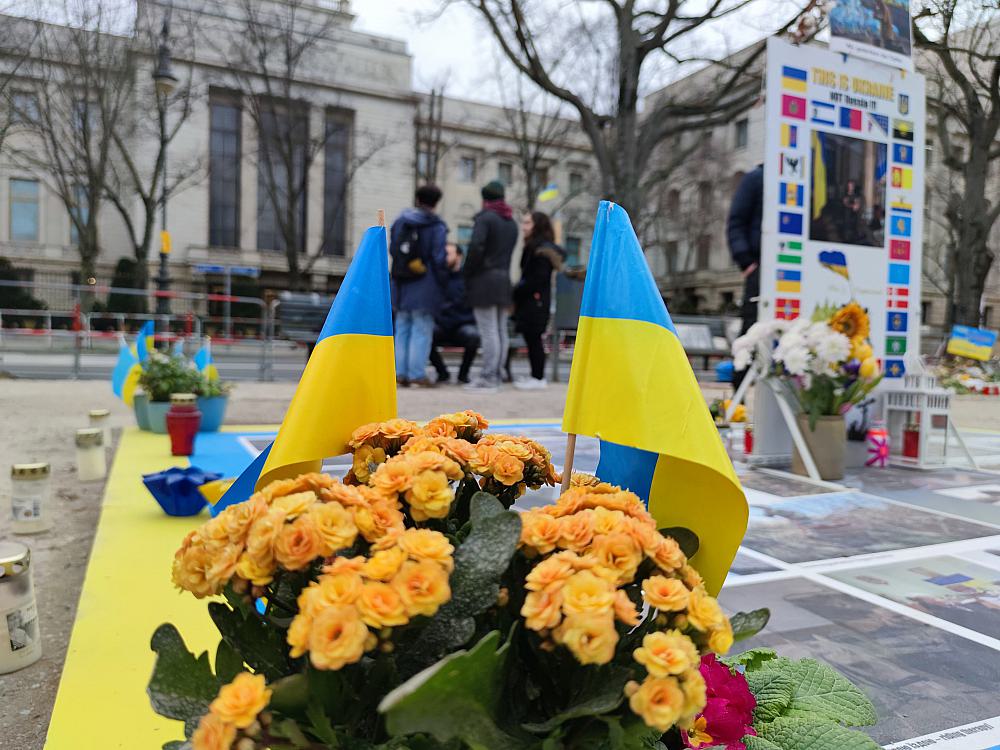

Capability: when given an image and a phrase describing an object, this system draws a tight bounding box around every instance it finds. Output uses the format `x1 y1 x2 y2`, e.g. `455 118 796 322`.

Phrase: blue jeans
395 309 435 381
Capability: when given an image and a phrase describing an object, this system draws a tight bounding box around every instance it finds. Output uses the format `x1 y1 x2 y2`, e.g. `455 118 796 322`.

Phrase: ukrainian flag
819 250 849 280
136 320 155 363
215 226 397 511
562 202 747 594
538 183 559 202
781 65 808 93
111 335 142 406
193 337 219 382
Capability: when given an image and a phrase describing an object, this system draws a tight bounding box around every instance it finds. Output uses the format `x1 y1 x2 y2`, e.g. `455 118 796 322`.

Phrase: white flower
781 346 810 375
813 330 851 368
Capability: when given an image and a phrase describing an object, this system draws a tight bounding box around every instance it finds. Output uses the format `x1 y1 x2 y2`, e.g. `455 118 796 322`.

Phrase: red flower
682 654 756 750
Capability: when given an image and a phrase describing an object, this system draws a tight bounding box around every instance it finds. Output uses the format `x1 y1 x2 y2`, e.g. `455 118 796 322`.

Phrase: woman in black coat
512 211 565 389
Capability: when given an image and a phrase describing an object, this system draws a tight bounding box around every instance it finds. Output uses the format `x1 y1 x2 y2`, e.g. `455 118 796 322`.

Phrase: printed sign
829 0 914 71
946 325 998 361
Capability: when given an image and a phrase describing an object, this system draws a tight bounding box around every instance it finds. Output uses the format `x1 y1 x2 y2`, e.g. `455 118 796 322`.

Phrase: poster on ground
761 37 925 377
829 0 914 71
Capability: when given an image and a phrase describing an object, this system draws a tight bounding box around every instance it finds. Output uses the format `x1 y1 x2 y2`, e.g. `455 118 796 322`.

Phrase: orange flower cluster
286 528 454 671
517 483 733 734
472 433 559 494
192 672 270 750
368 450 465 522
172 474 404 598
420 409 489 441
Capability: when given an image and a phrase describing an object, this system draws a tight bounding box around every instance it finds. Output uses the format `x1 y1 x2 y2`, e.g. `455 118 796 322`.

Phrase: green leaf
776 659 877 726
269 673 311 716
215 640 243 684
521 666 630 733
722 648 777 672
380 631 529 750
746 669 795 723
162 742 191 750
658 527 699 558
730 608 771 642
208 601 293 681
756 717 880 749
469 492 505 524
446 509 522 617
306 699 340 747
147 624 219 738
743 737 783 750
271 717 312 747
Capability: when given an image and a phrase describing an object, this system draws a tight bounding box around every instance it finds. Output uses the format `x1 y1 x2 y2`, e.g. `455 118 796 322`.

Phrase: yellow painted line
44 429 219 749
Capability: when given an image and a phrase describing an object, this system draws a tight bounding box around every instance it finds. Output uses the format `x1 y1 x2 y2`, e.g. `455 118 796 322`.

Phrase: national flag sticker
776 298 801 320
890 240 911 260
887 286 909 309
885 359 906 378
781 66 808 93
781 123 799 148
839 106 862 131
778 211 804 235
779 182 804 208
810 100 835 125
867 112 889 135
780 152 805 179
887 311 909 333
892 143 914 165
893 118 914 141
782 94 807 120
886 335 908 355
776 268 802 293
888 263 910 285
892 166 913 189
890 213 912 237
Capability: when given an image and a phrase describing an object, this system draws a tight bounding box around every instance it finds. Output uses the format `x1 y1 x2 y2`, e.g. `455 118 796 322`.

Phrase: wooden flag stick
376 208 386 227
560 433 577 494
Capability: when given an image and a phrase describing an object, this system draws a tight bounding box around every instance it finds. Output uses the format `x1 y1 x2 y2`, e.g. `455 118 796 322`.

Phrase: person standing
727 164 763 389
428 243 480 384
512 211 564 389
463 180 518 392
390 184 448 387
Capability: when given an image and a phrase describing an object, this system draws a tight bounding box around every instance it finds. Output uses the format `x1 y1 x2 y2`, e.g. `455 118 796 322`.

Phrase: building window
257 103 309 254
209 98 242 248
698 181 713 213
734 118 749 149
69 184 88 246
666 189 680 214
983 306 993 328
417 150 431 181
665 240 679 270
564 235 581 266
696 234 711 270
721 291 736 311
10 91 39 124
921 300 932 323
458 156 476 183
10 178 39 242
569 171 584 195
322 112 351 256
497 161 513 185
456 224 473 251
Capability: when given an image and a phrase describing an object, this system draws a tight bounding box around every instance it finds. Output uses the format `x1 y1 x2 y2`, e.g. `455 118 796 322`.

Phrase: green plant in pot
195 376 233 433
139 353 206 434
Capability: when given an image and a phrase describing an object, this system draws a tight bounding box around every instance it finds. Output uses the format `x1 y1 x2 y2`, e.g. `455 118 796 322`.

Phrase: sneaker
410 378 437 389
462 379 499 393
513 377 548 390
457 373 472 384
396 376 409 387
435 372 451 384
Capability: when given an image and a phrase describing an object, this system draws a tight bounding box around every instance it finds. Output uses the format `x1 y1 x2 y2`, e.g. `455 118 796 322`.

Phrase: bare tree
0 7 40 156
415 86 449 185
102 8 202 297
449 0 805 216
913 0 1000 328
207 0 387 290
9 1 133 288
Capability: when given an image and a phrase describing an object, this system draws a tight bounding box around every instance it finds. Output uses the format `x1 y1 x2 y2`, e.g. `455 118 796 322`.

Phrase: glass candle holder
9 463 52 534
88 409 111 448
0 541 42 674
75 428 106 482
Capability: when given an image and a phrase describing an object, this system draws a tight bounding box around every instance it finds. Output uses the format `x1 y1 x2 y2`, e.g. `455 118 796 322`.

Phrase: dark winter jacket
436 269 475 332
726 165 764 271
514 239 565 333
390 207 448 313
464 206 518 308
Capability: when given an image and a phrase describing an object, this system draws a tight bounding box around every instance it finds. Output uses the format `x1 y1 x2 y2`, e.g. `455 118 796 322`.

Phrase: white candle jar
88 409 112 448
9 463 52 534
0 541 42 674
76 428 106 482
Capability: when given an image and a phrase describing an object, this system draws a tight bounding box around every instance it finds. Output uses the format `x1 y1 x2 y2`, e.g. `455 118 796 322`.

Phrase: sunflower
829 302 869 341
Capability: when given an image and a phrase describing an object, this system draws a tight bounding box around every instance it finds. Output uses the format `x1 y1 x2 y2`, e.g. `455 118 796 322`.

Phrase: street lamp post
152 7 178 322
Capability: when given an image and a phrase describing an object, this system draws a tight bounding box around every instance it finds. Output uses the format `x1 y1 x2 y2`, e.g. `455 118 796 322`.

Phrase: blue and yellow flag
136 320 155 363
562 202 747 594
215 226 397 511
111 335 142 406
194 338 219 382
819 250 849 280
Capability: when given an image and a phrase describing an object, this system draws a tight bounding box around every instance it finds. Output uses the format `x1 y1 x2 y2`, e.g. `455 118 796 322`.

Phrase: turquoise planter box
146 401 171 434
197 396 229 432
133 392 151 431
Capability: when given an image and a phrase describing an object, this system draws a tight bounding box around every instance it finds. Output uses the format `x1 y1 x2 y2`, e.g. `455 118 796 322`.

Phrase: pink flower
682 654 756 749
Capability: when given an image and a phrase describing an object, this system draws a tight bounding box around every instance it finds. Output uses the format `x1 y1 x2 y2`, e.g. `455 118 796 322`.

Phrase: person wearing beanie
462 180 518 392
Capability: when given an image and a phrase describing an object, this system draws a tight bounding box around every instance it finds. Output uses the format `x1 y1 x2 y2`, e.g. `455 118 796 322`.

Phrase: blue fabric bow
142 466 222 517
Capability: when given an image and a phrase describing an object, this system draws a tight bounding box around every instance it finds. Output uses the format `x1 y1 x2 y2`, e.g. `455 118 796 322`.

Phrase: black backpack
390 223 427 281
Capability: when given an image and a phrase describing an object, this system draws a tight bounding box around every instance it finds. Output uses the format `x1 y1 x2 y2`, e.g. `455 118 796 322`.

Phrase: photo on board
810 131 888 248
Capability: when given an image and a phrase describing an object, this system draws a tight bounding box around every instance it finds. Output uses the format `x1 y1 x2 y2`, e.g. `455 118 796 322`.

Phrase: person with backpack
390 184 448 387
512 211 565 389
463 180 518 392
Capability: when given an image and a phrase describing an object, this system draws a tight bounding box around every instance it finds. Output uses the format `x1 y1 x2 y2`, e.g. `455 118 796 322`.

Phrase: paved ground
1 378 998 749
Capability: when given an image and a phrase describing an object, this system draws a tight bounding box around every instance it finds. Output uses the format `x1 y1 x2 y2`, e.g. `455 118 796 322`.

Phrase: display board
761 37 925 379
829 0 914 71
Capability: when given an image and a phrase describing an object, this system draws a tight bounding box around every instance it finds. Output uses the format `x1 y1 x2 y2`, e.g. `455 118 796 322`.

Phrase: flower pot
791 414 846 480
133 392 151 431
196 395 229 432
146 401 171 434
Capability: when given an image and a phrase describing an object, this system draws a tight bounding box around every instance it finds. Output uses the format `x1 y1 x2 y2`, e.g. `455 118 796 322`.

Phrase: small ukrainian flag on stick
110 334 142 406
193 337 219 382
538 183 559 203
136 319 155 364
561 201 747 594
215 221 397 512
